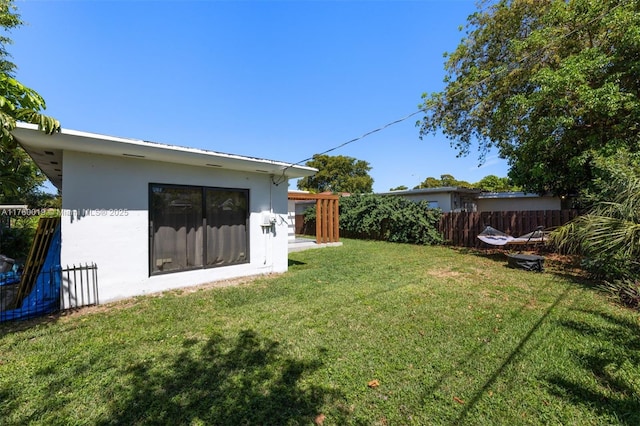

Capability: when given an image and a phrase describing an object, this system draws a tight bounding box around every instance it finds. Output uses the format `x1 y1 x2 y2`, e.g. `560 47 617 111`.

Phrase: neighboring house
476 191 562 212
379 187 563 213
12 123 316 304
378 187 481 212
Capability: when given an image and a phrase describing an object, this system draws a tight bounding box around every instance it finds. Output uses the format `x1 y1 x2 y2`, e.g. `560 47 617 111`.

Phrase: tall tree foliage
411 173 518 191
297 154 374 194
418 0 640 196
0 0 59 197
0 145 44 200
414 174 472 189
579 149 640 207
474 174 519 192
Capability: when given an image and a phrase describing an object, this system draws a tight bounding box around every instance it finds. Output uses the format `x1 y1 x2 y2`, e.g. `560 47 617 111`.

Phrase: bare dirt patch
427 268 462 279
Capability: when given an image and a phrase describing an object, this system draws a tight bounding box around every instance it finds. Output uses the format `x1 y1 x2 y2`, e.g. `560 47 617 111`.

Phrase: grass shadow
449 286 572 425
288 259 306 267
97 329 346 425
451 246 508 263
458 246 599 291
0 313 61 337
545 310 640 425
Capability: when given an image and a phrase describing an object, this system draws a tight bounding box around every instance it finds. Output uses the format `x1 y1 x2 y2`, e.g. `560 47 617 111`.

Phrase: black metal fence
60 263 99 311
0 263 98 322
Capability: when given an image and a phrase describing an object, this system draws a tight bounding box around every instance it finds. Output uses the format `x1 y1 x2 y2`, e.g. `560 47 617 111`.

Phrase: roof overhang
379 187 482 196
12 123 317 190
477 192 555 199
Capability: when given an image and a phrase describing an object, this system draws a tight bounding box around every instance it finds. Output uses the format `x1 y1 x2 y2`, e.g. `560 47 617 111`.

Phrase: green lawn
1 239 638 425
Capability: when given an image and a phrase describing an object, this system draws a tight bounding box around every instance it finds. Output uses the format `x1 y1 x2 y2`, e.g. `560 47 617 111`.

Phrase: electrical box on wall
261 212 276 227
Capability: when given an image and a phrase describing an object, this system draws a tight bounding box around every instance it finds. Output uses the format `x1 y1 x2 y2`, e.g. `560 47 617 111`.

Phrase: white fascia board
13 123 317 179
477 192 548 199
379 187 481 196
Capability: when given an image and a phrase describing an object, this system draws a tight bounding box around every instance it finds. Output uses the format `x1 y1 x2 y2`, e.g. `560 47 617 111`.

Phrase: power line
296 109 422 167
272 109 422 185
274 0 627 186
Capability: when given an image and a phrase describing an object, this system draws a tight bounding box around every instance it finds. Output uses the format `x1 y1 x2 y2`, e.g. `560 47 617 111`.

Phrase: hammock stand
477 225 546 272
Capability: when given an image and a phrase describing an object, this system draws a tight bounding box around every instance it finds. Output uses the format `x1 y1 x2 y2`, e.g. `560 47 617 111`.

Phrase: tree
389 185 408 191
0 145 44 200
474 174 518 192
297 154 374 194
413 177 441 189
0 0 20 74
579 149 640 207
0 0 59 197
418 0 640 197
439 174 458 187
414 174 472 189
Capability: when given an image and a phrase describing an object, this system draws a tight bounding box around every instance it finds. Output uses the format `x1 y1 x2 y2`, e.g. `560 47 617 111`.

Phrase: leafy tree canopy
474 174 519 192
0 145 44 199
297 154 374 194
413 177 441 189
412 173 519 191
414 174 472 189
579 149 640 207
0 0 59 198
418 0 640 196
0 0 20 75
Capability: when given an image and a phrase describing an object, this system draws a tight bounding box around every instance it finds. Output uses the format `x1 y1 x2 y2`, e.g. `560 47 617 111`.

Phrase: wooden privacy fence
439 210 579 248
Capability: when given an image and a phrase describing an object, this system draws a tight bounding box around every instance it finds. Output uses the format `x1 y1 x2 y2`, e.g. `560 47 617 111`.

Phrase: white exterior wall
61 151 290 303
477 196 561 212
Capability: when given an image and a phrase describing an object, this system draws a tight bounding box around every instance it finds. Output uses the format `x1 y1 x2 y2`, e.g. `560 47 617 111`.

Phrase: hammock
477 225 547 246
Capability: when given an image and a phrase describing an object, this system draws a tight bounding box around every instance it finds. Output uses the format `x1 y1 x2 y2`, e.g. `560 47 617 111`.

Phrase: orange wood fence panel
438 210 579 248
288 193 340 244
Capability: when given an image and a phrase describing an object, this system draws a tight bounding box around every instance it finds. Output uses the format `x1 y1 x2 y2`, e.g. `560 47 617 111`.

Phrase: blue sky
10 0 509 192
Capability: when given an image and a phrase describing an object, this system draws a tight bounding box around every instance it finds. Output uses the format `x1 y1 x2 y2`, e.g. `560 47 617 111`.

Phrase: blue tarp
0 226 61 322
0 270 20 286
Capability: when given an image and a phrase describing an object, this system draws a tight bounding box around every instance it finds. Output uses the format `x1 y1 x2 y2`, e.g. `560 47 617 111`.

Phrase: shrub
602 279 640 310
551 172 640 309
338 194 443 245
0 216 39 262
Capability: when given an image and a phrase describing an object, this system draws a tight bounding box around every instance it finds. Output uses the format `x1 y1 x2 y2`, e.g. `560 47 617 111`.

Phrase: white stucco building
379 187 562 213
475 191 561 212
12 124 316 303
378 187 481 212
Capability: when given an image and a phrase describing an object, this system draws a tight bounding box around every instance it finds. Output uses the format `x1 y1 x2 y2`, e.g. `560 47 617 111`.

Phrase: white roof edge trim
14 122 318 176
477 192 554 199
378 186 482 196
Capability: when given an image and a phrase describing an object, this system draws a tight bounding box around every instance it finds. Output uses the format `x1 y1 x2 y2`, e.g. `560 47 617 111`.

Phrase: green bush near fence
0 216 39 262
336 194 443 245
